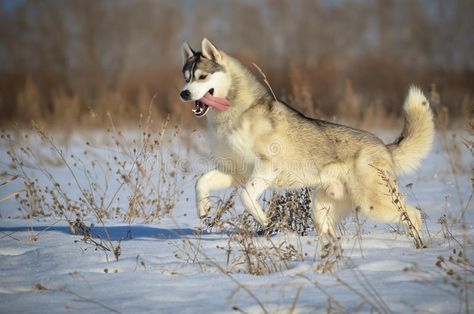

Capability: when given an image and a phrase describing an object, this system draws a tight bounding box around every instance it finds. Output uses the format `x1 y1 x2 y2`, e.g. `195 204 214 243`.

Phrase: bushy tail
388 86 434 175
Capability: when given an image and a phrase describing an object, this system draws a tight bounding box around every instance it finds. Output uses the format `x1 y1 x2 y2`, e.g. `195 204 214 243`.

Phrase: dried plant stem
371 165 424 249
171 216 269 314
0 191 21 202
32 122 117 257
252 63 278 101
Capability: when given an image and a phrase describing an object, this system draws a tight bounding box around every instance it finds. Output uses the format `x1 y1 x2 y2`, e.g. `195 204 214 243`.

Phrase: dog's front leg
195 169 235 218
240 163 276 227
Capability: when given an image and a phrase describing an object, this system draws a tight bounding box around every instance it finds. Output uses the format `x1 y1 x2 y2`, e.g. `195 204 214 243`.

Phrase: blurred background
0 0 472 129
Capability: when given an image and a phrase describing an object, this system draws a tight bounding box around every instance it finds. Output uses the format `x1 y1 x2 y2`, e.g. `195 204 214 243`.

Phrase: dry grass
371 166 424 249
1 108 190 260
3 59 472 133
425 116 473 313
203 194 305 276
1 82 472 312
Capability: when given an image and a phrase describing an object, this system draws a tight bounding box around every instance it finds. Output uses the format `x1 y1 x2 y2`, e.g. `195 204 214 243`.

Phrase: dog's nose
180 90 191 101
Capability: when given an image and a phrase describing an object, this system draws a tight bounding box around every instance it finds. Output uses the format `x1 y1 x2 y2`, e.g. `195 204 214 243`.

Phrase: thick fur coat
180 38 434 236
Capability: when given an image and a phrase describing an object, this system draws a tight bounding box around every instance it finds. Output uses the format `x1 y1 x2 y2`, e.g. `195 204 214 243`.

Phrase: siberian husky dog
179 38 434 236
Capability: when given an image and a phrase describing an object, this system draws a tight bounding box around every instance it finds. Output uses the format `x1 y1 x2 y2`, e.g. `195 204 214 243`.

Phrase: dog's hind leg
196 169 235 218
240 162 276 227
312 190 352 237
353 167 422 234
358 193 422 234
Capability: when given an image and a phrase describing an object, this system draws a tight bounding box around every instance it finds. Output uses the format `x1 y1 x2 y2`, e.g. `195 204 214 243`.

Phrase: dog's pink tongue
199 92 231 111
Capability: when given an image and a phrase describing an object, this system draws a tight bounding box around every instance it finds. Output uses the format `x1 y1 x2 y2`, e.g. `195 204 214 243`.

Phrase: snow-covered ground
0 128 472 313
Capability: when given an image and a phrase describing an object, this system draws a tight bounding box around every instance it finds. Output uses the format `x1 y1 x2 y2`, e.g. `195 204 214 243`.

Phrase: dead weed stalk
372 166 424 249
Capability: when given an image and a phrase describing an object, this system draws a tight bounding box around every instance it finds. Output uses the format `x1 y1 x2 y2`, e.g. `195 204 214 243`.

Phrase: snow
0 128 472 313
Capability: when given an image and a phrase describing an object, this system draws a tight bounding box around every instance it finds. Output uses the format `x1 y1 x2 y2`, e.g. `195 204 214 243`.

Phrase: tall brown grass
3 61 472 131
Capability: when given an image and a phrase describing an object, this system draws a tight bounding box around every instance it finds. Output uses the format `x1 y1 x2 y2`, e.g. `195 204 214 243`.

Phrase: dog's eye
199 74 207 80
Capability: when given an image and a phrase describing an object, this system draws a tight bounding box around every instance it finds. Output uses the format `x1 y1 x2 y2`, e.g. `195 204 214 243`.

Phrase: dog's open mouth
192 89 213 117
192 88 231 117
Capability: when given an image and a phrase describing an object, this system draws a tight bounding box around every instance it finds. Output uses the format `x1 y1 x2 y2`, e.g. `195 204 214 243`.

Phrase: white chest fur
208 119 256 175
226 120 255 160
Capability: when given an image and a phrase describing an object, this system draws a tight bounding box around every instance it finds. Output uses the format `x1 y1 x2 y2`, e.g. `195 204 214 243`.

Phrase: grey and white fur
180 38 434 236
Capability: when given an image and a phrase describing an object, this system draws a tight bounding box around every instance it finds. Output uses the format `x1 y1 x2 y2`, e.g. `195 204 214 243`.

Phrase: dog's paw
197 197 211 219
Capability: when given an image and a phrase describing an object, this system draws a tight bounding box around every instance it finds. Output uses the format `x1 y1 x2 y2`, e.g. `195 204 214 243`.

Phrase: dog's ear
182 42 194 65
201 38 222 63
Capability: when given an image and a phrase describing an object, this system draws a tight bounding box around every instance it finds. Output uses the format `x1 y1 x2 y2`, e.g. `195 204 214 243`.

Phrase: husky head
180 38 231 117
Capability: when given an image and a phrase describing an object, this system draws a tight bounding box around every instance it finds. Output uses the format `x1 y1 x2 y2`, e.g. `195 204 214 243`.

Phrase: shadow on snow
0 224 206 241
